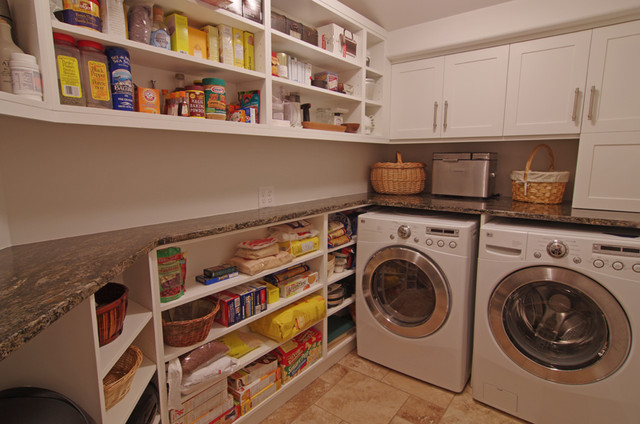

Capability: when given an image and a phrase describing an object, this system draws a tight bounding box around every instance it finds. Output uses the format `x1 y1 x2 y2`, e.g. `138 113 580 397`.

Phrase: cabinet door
582 20 640 133
504 31 591 136
572 132 640 212
442 45 508 138
390 57 444 139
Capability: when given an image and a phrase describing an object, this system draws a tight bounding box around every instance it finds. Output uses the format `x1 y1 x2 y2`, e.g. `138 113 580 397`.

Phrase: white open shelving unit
2 0 389 143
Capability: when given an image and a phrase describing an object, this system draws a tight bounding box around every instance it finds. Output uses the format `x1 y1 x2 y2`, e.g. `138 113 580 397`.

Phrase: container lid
202 77 225 85
52 32 76 44
77 39 104 51
185 85 203 91
9 52 37 64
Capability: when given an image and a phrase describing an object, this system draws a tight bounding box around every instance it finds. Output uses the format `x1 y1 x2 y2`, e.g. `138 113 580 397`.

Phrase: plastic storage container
0 18 23 93
203 77 226 120
53 32 86 106
9 52 42 100
78 40 112 108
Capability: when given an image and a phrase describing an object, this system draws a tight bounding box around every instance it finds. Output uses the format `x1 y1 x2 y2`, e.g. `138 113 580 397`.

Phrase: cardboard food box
135 87 160 113
242 0 262 23
317 23 359 60
239 380 280 416
226 285 254 320
166 13 189 54
228 368 279 403
214 291 241 326
169 378 228 422
232 28 244 68
202 25 220 61
171 393 234 424
228 354 278 390
277 271 318 298
217 24 234 65
188 27 207 59
243 31 255 70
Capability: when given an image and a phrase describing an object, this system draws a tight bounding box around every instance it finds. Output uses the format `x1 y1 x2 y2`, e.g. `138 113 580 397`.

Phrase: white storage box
317 23 358 61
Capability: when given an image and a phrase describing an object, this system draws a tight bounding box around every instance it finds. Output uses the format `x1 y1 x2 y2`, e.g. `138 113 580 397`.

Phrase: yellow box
202 25 219 61
232 28 244 68
188 26 207 58
217 24 234 65
135 87 160 114
166 13 189 54
243 31 254 70
265 282 279 304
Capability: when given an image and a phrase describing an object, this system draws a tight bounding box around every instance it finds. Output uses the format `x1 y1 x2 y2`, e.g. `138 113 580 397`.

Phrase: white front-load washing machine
356 209 479 392
473 218 640 423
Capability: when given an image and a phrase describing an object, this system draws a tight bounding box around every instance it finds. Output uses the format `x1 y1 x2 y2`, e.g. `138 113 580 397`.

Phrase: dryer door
362 246 450 338
489 266 631 384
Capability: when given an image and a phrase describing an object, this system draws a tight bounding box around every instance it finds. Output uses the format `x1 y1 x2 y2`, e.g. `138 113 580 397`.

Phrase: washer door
362 246 450 338
489 266 631 384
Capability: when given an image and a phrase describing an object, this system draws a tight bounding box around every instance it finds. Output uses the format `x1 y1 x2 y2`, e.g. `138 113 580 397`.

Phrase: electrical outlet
259 186 275 208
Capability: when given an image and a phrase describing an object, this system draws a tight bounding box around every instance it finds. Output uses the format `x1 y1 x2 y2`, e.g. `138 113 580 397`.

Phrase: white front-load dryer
472 218 640 423
356 209 479 392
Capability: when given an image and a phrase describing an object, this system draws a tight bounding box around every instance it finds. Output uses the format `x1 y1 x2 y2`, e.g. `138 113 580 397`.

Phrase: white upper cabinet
581 20 640 133
441 45 509 138
389 56 444 139
389 45 508 140
503 31 591 136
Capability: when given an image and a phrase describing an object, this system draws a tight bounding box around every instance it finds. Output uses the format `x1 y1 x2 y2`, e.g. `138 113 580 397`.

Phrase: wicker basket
162 298 219 347
95 282 129 347
103 345 143 410
510 144 569 204
370 152 426 195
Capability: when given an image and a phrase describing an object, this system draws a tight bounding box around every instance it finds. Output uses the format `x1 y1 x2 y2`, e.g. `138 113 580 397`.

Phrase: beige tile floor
262 349 528 424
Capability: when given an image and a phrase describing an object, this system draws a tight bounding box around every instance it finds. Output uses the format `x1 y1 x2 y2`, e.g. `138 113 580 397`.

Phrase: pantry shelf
163 283 324 361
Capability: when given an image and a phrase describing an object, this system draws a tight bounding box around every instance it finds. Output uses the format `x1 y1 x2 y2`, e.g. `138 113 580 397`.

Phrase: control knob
546 240 568 258
397 225 411 239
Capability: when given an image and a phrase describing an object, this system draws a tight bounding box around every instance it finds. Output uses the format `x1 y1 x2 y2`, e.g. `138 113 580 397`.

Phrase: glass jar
53 32 85 106
78 40 112 108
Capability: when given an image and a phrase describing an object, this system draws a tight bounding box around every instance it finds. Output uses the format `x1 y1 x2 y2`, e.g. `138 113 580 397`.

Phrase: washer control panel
387 223 465 252
528 233 640 275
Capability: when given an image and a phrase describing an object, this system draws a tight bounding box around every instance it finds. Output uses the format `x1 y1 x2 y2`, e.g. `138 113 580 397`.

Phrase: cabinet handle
443 100 449 130
587 85 596 121
433 101 438 131
572 88 580 121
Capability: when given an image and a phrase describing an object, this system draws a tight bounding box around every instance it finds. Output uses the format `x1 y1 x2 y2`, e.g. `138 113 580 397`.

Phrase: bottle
53 32 85 106
149 6 170 50
77 40 112 109
173 73 185 91
0 18 23 93
10 52 42 100
285 93 301 127
105 46 133 111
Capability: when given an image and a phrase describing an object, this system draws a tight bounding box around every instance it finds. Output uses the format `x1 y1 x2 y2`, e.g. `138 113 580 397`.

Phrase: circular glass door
362 246 450 338
489 266 631 384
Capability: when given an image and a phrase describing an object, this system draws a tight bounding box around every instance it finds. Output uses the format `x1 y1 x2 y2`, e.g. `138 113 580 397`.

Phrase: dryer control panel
527 233 640 276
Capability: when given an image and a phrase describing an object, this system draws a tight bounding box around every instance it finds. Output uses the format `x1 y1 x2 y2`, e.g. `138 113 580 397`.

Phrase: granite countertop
1 192 639 361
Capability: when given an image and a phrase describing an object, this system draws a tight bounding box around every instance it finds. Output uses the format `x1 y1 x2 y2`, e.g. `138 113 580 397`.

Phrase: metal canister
202 77 226 120
185 85 205 118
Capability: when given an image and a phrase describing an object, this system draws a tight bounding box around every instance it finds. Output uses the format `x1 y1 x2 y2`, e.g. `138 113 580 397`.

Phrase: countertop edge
1 193 638 361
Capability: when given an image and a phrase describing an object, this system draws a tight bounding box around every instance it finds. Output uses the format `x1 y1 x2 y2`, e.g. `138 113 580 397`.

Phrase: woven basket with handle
510 144 569 204
371 152 426 195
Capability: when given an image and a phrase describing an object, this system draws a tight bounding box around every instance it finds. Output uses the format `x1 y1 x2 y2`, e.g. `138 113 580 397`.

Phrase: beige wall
0 116 387 246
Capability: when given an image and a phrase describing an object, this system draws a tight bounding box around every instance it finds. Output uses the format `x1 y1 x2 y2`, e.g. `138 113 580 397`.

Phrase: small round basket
370 152 426 195
103 345 143 410
95 282 129 346
162 298 219 347
510 144 569 204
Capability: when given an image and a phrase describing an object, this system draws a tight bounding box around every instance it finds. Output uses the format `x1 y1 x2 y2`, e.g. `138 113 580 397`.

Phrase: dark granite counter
1 192 638 361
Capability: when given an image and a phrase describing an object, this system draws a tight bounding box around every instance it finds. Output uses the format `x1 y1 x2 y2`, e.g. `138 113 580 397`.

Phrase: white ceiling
337 0 514 31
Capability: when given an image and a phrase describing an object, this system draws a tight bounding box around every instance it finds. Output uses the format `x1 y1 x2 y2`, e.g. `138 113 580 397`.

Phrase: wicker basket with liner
510 144 569 204
95 282 129 346
103 345 143 410
162 297 220 347
371 152 426 195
